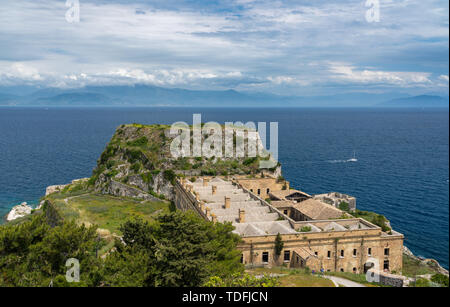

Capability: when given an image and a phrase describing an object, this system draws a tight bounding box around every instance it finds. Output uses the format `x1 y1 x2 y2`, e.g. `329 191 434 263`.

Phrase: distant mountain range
378 95 449 108
0 84 448 108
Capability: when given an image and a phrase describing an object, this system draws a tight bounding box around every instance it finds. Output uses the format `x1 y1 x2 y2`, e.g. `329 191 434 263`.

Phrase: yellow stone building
174 176 404 275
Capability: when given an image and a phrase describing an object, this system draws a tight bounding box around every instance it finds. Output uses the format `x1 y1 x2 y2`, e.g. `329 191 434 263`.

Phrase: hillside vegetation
44 181 169 236
0 207 248 287
91 123 276 201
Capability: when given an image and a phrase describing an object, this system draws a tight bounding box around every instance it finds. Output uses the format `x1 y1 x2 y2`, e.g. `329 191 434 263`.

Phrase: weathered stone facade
314 192 357 212
237 225 404 274
174 176 404 275
236 177 288 200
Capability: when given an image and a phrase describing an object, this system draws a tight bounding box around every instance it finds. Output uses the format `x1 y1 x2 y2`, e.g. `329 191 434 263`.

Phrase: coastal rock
45 184 67 196
36 200 46 210
403 246 415 257
45 178 89 196
6 202 33 221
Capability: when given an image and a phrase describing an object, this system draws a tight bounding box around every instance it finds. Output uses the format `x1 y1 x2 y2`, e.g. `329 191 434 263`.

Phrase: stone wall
378 272 405 287
173 180 208 220
102 179 161 202
237 178 288 200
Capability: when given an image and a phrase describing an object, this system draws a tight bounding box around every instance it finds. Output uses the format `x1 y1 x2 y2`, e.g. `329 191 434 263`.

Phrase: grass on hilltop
351 209 391 232
41 179 170 235
246 267 335 287
50 193 169 235
401 254 438 277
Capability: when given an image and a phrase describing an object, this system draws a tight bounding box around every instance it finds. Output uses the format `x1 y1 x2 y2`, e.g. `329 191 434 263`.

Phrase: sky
0 0 448 96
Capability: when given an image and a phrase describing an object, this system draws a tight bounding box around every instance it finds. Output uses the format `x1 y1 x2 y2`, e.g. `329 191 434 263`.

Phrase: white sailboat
348 151 358 162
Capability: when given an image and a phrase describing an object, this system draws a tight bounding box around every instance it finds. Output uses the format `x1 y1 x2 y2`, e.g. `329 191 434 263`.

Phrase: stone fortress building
174 175 404 275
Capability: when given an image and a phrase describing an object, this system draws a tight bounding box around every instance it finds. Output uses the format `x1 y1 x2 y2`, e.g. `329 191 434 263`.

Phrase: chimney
211 214 217 223
206 207 211 217
239 209 245 223
224 196 231 209
203 178 209 187
212 185 217 195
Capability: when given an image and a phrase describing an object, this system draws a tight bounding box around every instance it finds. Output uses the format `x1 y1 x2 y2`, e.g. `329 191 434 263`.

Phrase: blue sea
0 107 448 268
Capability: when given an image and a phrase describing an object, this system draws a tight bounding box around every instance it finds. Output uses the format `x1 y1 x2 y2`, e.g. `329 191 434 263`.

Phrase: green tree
0 214 102 287
431 273 449 287
204 272 279 287
299 226 312 232
102 211 243 287
274 233 284 256
414 278 431 287
338 202 350 212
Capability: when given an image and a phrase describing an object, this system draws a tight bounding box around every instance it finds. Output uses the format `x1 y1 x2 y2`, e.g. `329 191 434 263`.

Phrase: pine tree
274 233 284 256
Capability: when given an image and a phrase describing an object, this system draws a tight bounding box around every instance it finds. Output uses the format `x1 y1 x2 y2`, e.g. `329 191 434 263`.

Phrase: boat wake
327 159 357 164
328 151 358 163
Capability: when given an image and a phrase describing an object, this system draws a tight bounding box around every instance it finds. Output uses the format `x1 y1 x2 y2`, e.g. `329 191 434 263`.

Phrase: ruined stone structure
174 176 404 275
269 189 311 203
236 177 289 200
314 192 357 212
271 199 345 221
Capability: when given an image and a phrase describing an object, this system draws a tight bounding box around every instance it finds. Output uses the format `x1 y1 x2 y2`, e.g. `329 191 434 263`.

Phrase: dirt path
324 275 366 287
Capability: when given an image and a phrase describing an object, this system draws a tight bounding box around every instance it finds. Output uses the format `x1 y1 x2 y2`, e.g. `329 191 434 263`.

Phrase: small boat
348 151 358 162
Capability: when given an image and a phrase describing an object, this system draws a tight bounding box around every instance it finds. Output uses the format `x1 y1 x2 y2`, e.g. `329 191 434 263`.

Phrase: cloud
0 0 447 96
328 63 432 87
0 63 43 85
439 75 449 82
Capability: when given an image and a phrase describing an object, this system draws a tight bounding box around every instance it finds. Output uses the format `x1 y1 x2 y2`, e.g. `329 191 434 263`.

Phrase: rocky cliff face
90 124 278 201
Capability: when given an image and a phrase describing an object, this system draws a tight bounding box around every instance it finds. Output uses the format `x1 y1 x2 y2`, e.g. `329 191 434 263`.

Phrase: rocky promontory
6 202 33 221
403 246 449 276
90 124 278 201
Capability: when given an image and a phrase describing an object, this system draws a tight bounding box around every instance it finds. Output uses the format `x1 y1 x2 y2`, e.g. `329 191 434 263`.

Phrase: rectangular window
353 249 357 257
257 189 261 195
240 254 244 263
368 248 372 256
266 188 270 194
384 260 390 270
284 250 290 262
327 251 331 258
384 248 390 256
340 250 344 258
262 252 269 263
283 210 288 215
